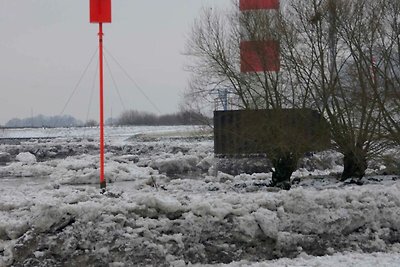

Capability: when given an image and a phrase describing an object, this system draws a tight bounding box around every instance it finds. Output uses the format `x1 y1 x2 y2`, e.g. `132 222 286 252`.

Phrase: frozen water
15 152 36 164
0 126 399 266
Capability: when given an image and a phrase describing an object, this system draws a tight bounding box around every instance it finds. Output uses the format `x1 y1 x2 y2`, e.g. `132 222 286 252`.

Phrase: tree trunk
341 147 367 180
270 153 298 190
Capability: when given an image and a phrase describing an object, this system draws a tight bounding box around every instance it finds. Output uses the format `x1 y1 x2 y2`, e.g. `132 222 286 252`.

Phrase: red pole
99 23 106 189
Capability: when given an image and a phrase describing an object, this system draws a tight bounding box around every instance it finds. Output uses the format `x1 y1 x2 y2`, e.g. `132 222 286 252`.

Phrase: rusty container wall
214 109 331 156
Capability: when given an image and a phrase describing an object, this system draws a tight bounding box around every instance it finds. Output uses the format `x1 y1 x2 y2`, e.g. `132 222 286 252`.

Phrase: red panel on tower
90 0 112 23
240 0 279 10
240 40 280 72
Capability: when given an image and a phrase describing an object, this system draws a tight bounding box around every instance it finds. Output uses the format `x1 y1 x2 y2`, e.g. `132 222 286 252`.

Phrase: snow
0 126 399 266
15 152 36 164
195 252 400 267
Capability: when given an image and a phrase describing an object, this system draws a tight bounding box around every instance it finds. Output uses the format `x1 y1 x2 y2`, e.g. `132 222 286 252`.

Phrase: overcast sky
0 0 231 124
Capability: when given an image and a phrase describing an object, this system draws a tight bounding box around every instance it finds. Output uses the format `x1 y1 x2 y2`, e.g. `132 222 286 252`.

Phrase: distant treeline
5 115 83 128
115 110 210 126
4 110 210 128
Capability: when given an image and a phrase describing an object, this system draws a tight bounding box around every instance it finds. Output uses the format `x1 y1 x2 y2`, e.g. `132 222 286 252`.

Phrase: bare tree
281 0 391 180
184 3 326 187
369 0 400 145
185 0 398 183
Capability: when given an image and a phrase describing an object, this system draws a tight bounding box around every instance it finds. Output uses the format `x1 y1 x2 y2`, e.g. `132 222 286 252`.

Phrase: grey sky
0 0 231 124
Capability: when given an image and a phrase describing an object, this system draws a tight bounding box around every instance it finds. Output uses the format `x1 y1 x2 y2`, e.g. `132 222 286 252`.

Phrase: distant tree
5 118 22 128
115 110 209 126
178 110 212 125
5 115 83 128
117 110 157 126
84 120 99 127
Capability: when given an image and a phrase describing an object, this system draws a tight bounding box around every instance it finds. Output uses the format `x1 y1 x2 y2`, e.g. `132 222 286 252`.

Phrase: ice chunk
16 152 37 164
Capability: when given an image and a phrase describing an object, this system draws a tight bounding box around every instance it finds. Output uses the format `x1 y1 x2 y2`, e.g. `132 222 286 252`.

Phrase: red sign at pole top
90 0 112 23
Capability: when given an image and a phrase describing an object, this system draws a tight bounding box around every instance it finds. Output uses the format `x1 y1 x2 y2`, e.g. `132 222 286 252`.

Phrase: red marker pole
99 22 106 189
90 0 111 189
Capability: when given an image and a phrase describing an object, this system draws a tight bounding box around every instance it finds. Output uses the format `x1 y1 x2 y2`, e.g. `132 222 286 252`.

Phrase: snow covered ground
0 126 399 266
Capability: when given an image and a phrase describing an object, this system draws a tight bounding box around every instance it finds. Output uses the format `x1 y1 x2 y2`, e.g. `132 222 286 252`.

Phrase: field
0 126 399 266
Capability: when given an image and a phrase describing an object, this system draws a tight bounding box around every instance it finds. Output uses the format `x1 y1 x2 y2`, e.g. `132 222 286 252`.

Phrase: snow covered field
0 126 399 266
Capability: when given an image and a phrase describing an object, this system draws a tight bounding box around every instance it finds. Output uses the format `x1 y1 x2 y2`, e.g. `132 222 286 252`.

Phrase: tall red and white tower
239 0 280 73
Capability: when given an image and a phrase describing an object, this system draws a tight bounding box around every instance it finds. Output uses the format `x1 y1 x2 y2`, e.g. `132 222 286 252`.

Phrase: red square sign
90 0 112 23
240 40 280 72
240 0 279 11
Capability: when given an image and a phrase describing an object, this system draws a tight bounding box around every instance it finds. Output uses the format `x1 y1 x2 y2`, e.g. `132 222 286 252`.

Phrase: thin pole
99 23 106 189
328 0 337 82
